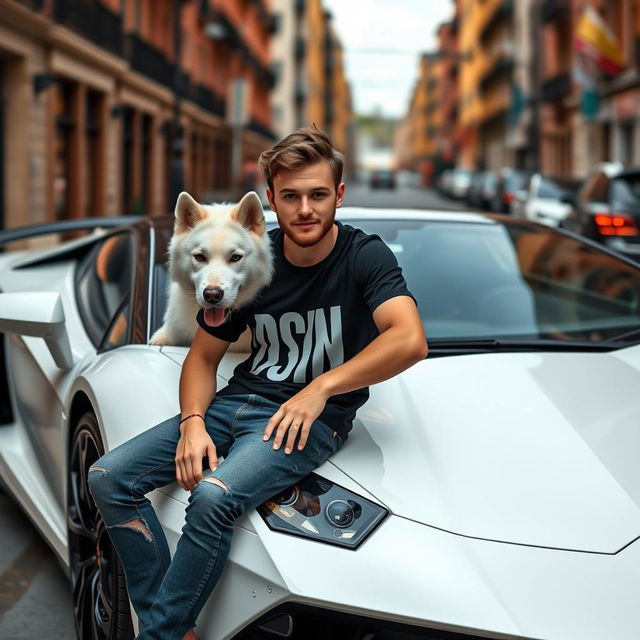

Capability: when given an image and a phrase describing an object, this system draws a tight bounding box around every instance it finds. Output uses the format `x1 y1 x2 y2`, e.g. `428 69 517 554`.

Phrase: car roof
595 161 626 177
264 207 496 225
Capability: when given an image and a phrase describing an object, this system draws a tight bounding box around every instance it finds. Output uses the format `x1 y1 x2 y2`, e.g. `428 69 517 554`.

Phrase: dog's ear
232 191 265 235
174 192 204 234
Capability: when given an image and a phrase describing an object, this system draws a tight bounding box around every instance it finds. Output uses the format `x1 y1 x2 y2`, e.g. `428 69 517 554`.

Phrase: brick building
270 0 353 176
0 0 276 233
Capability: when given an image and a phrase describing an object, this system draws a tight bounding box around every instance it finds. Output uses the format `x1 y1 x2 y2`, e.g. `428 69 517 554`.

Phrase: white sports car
1 209 640 640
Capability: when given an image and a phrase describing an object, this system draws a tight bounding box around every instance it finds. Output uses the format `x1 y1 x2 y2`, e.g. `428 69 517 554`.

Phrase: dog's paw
149 328 173 346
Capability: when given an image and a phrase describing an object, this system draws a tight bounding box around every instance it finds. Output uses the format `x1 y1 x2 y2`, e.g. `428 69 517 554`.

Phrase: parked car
436 168 454 196
478 170 498 210
449 167 473 200
511 173 578 227
369 169 396 189
562 162 640 258
466 171 487 208
2 210 640 639
492 168 533 213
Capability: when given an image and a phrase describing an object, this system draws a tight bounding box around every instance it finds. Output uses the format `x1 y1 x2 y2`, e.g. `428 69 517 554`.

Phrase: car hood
161 345 640 553
334 347 640 553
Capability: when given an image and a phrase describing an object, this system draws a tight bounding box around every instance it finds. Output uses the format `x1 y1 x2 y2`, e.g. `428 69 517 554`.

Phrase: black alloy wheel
67 410 134 640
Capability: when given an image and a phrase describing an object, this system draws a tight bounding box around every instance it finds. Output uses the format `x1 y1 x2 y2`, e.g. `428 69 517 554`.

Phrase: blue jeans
87 393 342 640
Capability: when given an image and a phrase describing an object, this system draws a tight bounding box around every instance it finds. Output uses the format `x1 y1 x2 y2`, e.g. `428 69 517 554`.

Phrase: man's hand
263 382 330 453
175 421 218 491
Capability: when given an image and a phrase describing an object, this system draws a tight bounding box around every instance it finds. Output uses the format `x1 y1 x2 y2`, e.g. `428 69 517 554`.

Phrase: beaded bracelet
179 413 205 425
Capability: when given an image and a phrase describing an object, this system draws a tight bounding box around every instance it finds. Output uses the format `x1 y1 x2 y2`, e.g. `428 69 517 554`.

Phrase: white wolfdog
150 191 273 346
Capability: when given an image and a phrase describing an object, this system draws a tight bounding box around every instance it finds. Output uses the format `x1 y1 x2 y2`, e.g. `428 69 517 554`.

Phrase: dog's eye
193 253 207 263
230 254 243 263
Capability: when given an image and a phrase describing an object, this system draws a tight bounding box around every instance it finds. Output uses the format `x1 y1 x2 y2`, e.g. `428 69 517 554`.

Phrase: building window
601 122 611 161
163 121 175 212
191 131 198 195
85 90 104 217
620 121 634 166
141 114 152 213
53 80 75 220
122 106 136 214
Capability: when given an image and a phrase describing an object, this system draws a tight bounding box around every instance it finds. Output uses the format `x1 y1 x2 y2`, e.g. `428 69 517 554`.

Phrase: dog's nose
203 286 224 303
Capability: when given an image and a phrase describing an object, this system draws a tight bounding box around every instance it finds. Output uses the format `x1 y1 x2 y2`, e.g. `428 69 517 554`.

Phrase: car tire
67 410 134 640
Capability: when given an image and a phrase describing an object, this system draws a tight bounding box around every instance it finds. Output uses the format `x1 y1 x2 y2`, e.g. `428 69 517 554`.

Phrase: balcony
15 0 44 10
295 83 306 103
124 34 174 90
54 0 123 57
541 0 570 24
251 0 275 32
479 54 514 91
208 11 274 88
541 72 571 102
247 118 276 141
198 0 210 21
192 84 226 118
479 0 514 43
480 85 510 124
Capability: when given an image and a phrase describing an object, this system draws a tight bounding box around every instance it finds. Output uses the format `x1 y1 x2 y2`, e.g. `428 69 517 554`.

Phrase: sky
323 0 455 120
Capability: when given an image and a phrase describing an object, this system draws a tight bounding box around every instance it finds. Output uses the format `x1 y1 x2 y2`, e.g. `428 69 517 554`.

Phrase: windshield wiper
606 326 640 343
428 337 615 352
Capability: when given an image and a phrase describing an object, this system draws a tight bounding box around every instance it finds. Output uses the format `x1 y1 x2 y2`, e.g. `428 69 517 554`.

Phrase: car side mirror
0 292 74 369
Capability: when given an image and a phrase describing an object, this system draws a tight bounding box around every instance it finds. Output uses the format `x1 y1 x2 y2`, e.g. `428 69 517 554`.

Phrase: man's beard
278 204 337 248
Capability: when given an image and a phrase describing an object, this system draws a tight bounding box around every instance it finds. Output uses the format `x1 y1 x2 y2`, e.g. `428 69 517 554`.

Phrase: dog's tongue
204 308 226 327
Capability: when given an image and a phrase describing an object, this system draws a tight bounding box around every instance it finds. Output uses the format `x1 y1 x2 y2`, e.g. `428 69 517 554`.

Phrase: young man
88 127 427 640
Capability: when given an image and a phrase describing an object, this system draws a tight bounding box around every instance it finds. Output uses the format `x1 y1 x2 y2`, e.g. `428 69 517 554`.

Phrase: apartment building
0 0 276 232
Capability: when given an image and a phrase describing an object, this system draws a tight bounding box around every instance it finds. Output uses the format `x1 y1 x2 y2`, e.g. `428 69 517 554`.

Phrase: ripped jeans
87 393 342 640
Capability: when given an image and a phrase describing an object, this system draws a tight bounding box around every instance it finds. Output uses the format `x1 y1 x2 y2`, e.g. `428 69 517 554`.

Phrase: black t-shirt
196 220 415 441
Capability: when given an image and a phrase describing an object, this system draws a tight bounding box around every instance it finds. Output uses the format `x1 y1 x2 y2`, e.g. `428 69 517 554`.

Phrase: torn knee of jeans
114 518 154 542
202 477 230 494
88 465 107 472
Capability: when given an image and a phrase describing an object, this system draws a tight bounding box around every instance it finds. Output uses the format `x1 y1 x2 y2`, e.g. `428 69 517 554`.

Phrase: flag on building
573 6 625 118
574 6 625 76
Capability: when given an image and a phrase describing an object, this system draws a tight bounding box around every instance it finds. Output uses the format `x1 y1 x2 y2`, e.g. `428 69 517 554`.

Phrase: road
0 183 466 639
342 182 468 210
0 486 76 639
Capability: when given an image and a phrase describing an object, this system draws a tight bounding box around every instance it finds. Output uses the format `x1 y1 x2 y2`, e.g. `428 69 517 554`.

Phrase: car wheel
67 410 134 640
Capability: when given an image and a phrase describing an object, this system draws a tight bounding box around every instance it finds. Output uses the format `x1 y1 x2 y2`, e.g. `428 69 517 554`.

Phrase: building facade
270 0 354 172
0 0 277 234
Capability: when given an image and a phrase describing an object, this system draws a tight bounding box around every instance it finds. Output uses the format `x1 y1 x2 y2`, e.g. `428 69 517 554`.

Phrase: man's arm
264 295 427 453
175 327 230 491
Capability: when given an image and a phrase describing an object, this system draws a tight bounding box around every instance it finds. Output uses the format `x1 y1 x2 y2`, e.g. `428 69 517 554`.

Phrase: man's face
266 160 345 248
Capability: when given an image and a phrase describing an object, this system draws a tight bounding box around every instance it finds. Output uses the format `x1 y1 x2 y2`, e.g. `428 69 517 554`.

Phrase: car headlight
258 473 388 549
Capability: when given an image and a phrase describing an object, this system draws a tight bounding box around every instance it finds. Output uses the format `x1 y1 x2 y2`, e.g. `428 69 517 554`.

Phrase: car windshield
504 171 530 191
352 218 640 344
483 173 497 187
538 177 569 200
153 217 640 347
611 175 640 207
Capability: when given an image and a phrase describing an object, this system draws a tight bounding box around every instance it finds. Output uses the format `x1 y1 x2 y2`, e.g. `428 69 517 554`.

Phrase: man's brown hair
258 126 344 192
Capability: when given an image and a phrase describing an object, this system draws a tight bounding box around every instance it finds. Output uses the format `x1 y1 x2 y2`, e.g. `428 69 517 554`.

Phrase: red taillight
503 192 514 205
594 212 638 236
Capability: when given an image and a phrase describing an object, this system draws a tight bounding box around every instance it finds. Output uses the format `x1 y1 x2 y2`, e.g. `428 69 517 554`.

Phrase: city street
0 485 76 639
342 182 468 211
